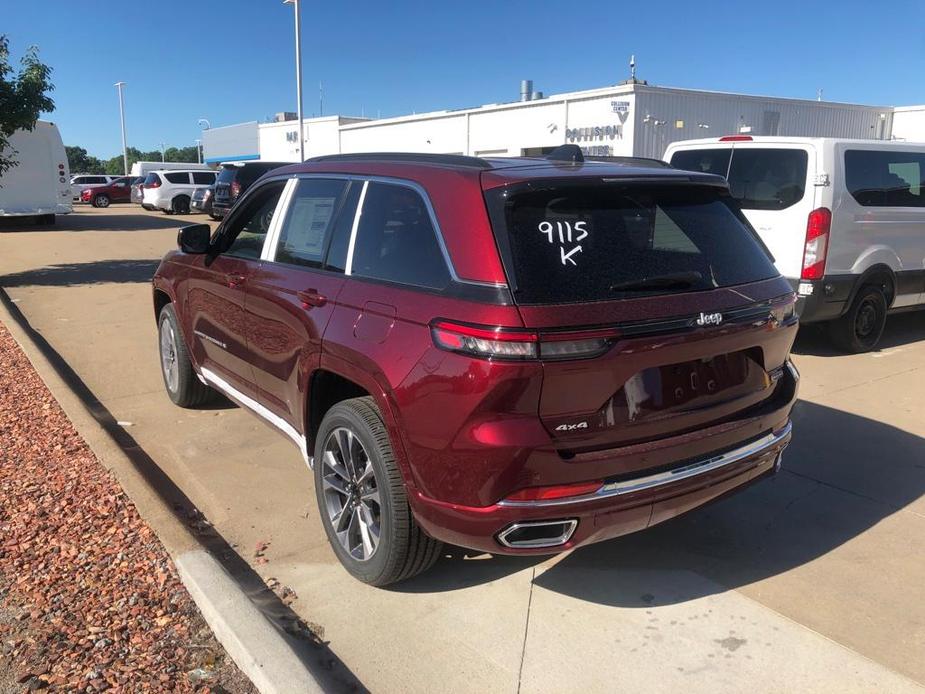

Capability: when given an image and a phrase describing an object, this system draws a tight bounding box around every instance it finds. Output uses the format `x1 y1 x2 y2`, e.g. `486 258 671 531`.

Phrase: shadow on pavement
400 400 925 605
793 311 925 356
0 209 208 233
0 259 160 287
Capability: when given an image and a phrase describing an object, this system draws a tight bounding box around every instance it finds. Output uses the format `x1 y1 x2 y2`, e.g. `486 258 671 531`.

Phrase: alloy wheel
321 427 381 561
159 320 179 393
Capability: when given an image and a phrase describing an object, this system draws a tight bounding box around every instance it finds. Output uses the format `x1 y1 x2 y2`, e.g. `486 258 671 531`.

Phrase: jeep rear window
485 183 778 304
217 167 238 184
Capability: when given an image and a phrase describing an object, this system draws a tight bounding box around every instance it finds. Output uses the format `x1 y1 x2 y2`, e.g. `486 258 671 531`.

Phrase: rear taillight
801 207 831 280
230 180 241 198
430 320 617 361
144 179 161 189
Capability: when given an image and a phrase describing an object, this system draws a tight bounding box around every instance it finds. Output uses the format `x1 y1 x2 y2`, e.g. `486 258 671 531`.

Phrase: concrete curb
0 290 327 694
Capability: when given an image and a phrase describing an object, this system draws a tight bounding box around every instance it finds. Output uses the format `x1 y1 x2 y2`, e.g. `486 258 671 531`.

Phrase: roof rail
584 155 673 168
544 144 584 163
307 152 493 169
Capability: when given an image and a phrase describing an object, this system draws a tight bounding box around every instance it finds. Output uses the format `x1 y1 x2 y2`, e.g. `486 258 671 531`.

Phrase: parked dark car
80 176 134 208
190 185 216 217
211 161 288 219
152 147 799 586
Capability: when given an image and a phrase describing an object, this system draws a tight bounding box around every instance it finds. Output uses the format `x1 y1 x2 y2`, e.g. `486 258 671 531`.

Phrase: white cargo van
0 121 72 224
665 137 925 352
130 161 210 177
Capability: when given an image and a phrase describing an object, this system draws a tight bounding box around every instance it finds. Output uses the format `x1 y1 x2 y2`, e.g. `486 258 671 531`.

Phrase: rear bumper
790 276 855 324
409 420 791 554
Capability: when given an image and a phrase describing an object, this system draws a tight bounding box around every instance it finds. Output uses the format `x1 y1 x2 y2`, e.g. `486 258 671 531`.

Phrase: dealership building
201 80 925 165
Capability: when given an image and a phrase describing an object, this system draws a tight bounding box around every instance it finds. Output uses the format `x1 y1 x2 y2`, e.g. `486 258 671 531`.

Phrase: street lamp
197 119 211 165
194 139 202 164
283 0 305 162
114 82 128 175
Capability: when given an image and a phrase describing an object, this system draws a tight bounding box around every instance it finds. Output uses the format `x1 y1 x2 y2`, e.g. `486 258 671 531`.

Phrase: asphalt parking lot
1 206 924 693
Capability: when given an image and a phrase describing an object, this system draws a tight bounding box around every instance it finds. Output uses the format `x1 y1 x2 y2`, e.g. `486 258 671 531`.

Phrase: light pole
283 0 305 161
159 142 166 162
114 82 128 175
197 119 211 165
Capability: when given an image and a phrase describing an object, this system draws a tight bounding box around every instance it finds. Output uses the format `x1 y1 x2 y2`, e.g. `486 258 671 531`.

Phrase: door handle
297 289 327 308
225 273 246 288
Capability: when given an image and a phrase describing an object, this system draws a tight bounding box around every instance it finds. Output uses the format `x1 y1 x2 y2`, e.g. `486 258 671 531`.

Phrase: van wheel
828 285 887 353
172 195 190 215
157 303 214 407
92 194 110 208
314 397 442 586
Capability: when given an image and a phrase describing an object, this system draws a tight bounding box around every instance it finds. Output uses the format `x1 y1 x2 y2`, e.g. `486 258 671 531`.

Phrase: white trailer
0 121 72 223
130 161 210 177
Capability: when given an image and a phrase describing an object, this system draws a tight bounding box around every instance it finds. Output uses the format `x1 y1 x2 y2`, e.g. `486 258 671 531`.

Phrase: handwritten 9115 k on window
539 220 589 266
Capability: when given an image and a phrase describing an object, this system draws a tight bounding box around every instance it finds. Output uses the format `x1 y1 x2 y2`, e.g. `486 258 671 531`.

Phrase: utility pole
195 139 202 164
114 82 129 175
284 0 305 161
159 143 166 162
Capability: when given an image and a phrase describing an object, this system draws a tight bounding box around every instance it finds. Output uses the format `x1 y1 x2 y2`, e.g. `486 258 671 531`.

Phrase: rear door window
845 149 925 207
349 182 450 289
670 149 731 178
485 182 778 304
192 171 215 185
274 179 347 268
726 149 807 210
217 167 238 185
165 172 190 184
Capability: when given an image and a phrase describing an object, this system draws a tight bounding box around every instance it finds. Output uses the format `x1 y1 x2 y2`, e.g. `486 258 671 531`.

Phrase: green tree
164 145 199 163
0 35 55 180
65 145 104 174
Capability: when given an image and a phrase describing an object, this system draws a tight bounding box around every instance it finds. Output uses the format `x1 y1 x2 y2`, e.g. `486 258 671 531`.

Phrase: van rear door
669 142 818 281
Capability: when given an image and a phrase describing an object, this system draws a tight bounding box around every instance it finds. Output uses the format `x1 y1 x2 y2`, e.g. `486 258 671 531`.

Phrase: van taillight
430 320 618 361
801 207 831 280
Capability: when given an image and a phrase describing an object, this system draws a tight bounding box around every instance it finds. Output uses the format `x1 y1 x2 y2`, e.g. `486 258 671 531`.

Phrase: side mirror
177 224 211 254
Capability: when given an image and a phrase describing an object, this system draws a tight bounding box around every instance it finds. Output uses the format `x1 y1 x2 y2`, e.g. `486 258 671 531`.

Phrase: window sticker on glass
538 218 589 266
282 196 337 259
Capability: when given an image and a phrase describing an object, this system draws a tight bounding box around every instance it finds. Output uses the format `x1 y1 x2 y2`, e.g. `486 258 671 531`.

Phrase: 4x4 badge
555 421 589 431
696 312 723 327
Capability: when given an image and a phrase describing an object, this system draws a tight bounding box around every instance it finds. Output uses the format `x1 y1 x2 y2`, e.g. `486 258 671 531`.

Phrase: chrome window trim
260 177 298 261
253 172 509 289
497 421 792 508
344 180 369 276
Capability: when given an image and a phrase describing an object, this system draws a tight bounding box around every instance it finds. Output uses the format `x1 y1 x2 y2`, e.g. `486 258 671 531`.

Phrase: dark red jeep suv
152 147 799 585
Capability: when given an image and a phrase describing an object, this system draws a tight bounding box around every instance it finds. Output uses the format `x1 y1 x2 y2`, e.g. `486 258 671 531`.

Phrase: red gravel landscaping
0 321 255 692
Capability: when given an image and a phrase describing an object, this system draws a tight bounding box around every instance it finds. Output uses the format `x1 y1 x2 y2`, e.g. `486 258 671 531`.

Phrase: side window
192 171 215 185
274 179 347 268
165 172 190 184
846 150 925 208
726 148 807 210
221 182 286 260
325 183 362 273
350 182 450 289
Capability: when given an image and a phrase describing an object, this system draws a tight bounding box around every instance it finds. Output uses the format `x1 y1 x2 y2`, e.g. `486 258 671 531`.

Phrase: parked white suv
665 136 925 352
141 169 217 214
70 174 120 202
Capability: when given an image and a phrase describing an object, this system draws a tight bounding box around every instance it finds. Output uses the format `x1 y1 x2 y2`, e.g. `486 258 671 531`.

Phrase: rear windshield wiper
609 271 704 292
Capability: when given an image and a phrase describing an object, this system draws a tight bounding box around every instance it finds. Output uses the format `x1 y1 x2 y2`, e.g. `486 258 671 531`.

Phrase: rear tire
157 303 214 407
828 285 887 353
172 195 190 215
314 397 442 586
92 194 110 208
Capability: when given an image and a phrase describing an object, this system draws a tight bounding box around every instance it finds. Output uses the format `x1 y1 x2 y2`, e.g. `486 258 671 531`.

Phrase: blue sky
5 0 923 159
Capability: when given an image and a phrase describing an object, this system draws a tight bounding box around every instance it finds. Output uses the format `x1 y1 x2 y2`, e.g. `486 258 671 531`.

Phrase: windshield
217 166 238 184
485 182 778 305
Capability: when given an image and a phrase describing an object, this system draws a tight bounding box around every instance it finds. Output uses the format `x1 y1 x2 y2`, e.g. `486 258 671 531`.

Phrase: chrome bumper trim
498 421 792 508
497 519 578 549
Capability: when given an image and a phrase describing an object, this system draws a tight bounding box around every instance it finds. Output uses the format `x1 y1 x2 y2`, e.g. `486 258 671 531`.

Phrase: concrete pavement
1 206 923 692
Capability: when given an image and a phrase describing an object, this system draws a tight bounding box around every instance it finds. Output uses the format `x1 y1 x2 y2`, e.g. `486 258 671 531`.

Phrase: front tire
93 194 110 208
828 285 887 353
314 397 442 586
158 303 214 407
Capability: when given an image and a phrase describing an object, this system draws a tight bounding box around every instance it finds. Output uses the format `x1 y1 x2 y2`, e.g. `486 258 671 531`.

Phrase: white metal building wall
632 87 893 159
892 106 925 142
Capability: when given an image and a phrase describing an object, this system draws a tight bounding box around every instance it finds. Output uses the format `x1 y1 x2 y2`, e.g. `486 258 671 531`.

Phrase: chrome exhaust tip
497 519 578 549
